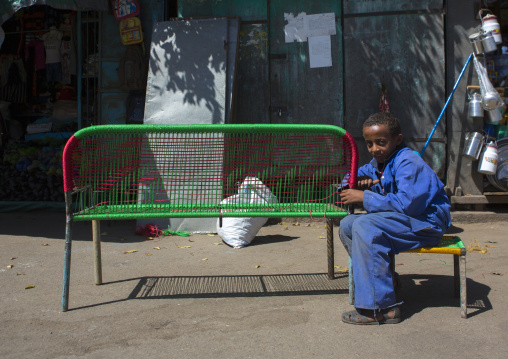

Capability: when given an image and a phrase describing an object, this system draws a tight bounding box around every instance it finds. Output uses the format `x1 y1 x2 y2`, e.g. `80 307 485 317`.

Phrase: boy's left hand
340 189 364 205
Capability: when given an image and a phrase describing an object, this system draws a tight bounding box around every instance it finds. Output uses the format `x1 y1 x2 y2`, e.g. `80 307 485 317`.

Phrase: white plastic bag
217 177 277 248
473 55 503 110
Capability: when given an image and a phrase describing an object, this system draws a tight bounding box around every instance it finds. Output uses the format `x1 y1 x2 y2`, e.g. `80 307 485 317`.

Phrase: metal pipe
93 220 102 285
62 192 73 312
420 53 474 157
326 218 334 279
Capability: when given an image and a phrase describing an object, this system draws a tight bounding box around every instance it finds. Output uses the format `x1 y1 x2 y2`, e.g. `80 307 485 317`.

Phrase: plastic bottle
478 141 498 175
482 14 502 44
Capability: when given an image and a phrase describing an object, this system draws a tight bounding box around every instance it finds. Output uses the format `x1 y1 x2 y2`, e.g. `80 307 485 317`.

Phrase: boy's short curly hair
363 112 402 138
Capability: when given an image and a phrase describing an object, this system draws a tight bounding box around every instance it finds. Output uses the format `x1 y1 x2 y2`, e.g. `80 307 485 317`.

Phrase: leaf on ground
305 224 311 227
484 244 496 248
7 264 13 269
213 242 223 245
154 247 161 250
334 266 348 272
41 243 49 246
255 265 260 268
318 236 325 239
293 222 300 226
467 238 489 254
189 239 195 242
10 257 17 260
177 245 191 249
145 253 152 256
492 272 503 275
25 286 35 290
201 258 208 261
123 250 137 254
17 273 26 276
282 226 288 230
487 241 497 243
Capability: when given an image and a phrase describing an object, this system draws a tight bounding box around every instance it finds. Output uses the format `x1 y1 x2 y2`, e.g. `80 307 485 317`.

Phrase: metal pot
469 32 484 55
463 131 484 160
482 31 498 53
468 93 484 118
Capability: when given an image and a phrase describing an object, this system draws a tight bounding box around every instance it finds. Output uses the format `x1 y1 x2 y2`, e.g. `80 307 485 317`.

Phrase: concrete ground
0 210 507 359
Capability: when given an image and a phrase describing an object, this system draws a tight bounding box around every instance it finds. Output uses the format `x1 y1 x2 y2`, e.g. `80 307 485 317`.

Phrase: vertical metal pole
460 249 467 319
326 218 334 279
92 220 102 285
453 254 460 297
62 192 73 312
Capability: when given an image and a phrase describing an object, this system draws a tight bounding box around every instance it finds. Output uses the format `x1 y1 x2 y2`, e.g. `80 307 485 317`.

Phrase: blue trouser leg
339 212 443 310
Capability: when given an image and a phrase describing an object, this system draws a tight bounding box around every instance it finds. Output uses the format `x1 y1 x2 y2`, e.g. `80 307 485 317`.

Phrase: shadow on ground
68 272 490 321
69 272 350 311
398 274 491 320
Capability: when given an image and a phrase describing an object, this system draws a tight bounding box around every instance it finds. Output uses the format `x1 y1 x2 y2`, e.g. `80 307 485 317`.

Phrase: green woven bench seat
61 124 359 312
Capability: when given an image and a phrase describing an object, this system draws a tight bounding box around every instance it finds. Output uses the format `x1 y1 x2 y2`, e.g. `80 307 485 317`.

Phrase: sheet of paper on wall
309 35 332 68
284 12 307 43
304 13 336 38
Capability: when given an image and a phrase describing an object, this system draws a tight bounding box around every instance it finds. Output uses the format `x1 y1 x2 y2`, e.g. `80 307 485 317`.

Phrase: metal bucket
486 107 503 124
469 32 484 55
468 93 484 118
463 131 484 160
482 31 498 53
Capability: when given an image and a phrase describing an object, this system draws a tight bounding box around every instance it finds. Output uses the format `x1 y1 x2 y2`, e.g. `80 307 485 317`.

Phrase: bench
61 124 359 311
348 235 468 318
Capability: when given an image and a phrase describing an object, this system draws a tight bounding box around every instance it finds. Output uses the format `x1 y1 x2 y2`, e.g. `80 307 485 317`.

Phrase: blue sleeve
363 156 442 217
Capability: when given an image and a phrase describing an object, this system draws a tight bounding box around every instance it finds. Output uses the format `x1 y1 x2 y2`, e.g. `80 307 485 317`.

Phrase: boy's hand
357 176 379 190
340 189 364 205
339 178 380 205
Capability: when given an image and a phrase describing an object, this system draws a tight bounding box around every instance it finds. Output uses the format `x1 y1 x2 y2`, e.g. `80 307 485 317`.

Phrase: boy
339 112 451 325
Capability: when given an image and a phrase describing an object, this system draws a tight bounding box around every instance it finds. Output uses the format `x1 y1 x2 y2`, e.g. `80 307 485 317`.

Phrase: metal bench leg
93 220 103 285
460 249 467 319
453 254 459 297
348 256 354 305
62 193 73 312
327 218 334 279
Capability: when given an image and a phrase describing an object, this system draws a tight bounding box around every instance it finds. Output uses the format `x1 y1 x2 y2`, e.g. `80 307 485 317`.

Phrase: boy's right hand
357 176 380 190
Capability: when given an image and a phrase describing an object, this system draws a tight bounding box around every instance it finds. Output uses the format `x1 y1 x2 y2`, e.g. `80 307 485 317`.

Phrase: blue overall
339 145 451 310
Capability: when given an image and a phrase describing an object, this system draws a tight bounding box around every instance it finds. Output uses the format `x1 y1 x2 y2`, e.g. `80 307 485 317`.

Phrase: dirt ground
0 210 507 359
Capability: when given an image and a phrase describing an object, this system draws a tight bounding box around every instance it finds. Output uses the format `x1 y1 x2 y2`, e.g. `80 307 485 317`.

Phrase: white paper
284 12 307 43
309 36 332 68
304 13 336 38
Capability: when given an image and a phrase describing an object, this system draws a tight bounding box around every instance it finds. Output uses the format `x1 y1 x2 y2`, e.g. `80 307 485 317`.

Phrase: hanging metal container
481 31 498 53
468 92 484 118
469 32 484 55
463 131 484 160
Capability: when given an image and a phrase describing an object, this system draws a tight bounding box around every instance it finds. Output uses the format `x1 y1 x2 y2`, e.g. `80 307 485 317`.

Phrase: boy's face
363 124 403 163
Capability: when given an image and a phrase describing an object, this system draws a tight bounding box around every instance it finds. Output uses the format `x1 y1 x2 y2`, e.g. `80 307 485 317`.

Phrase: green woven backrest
63 124 358 221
